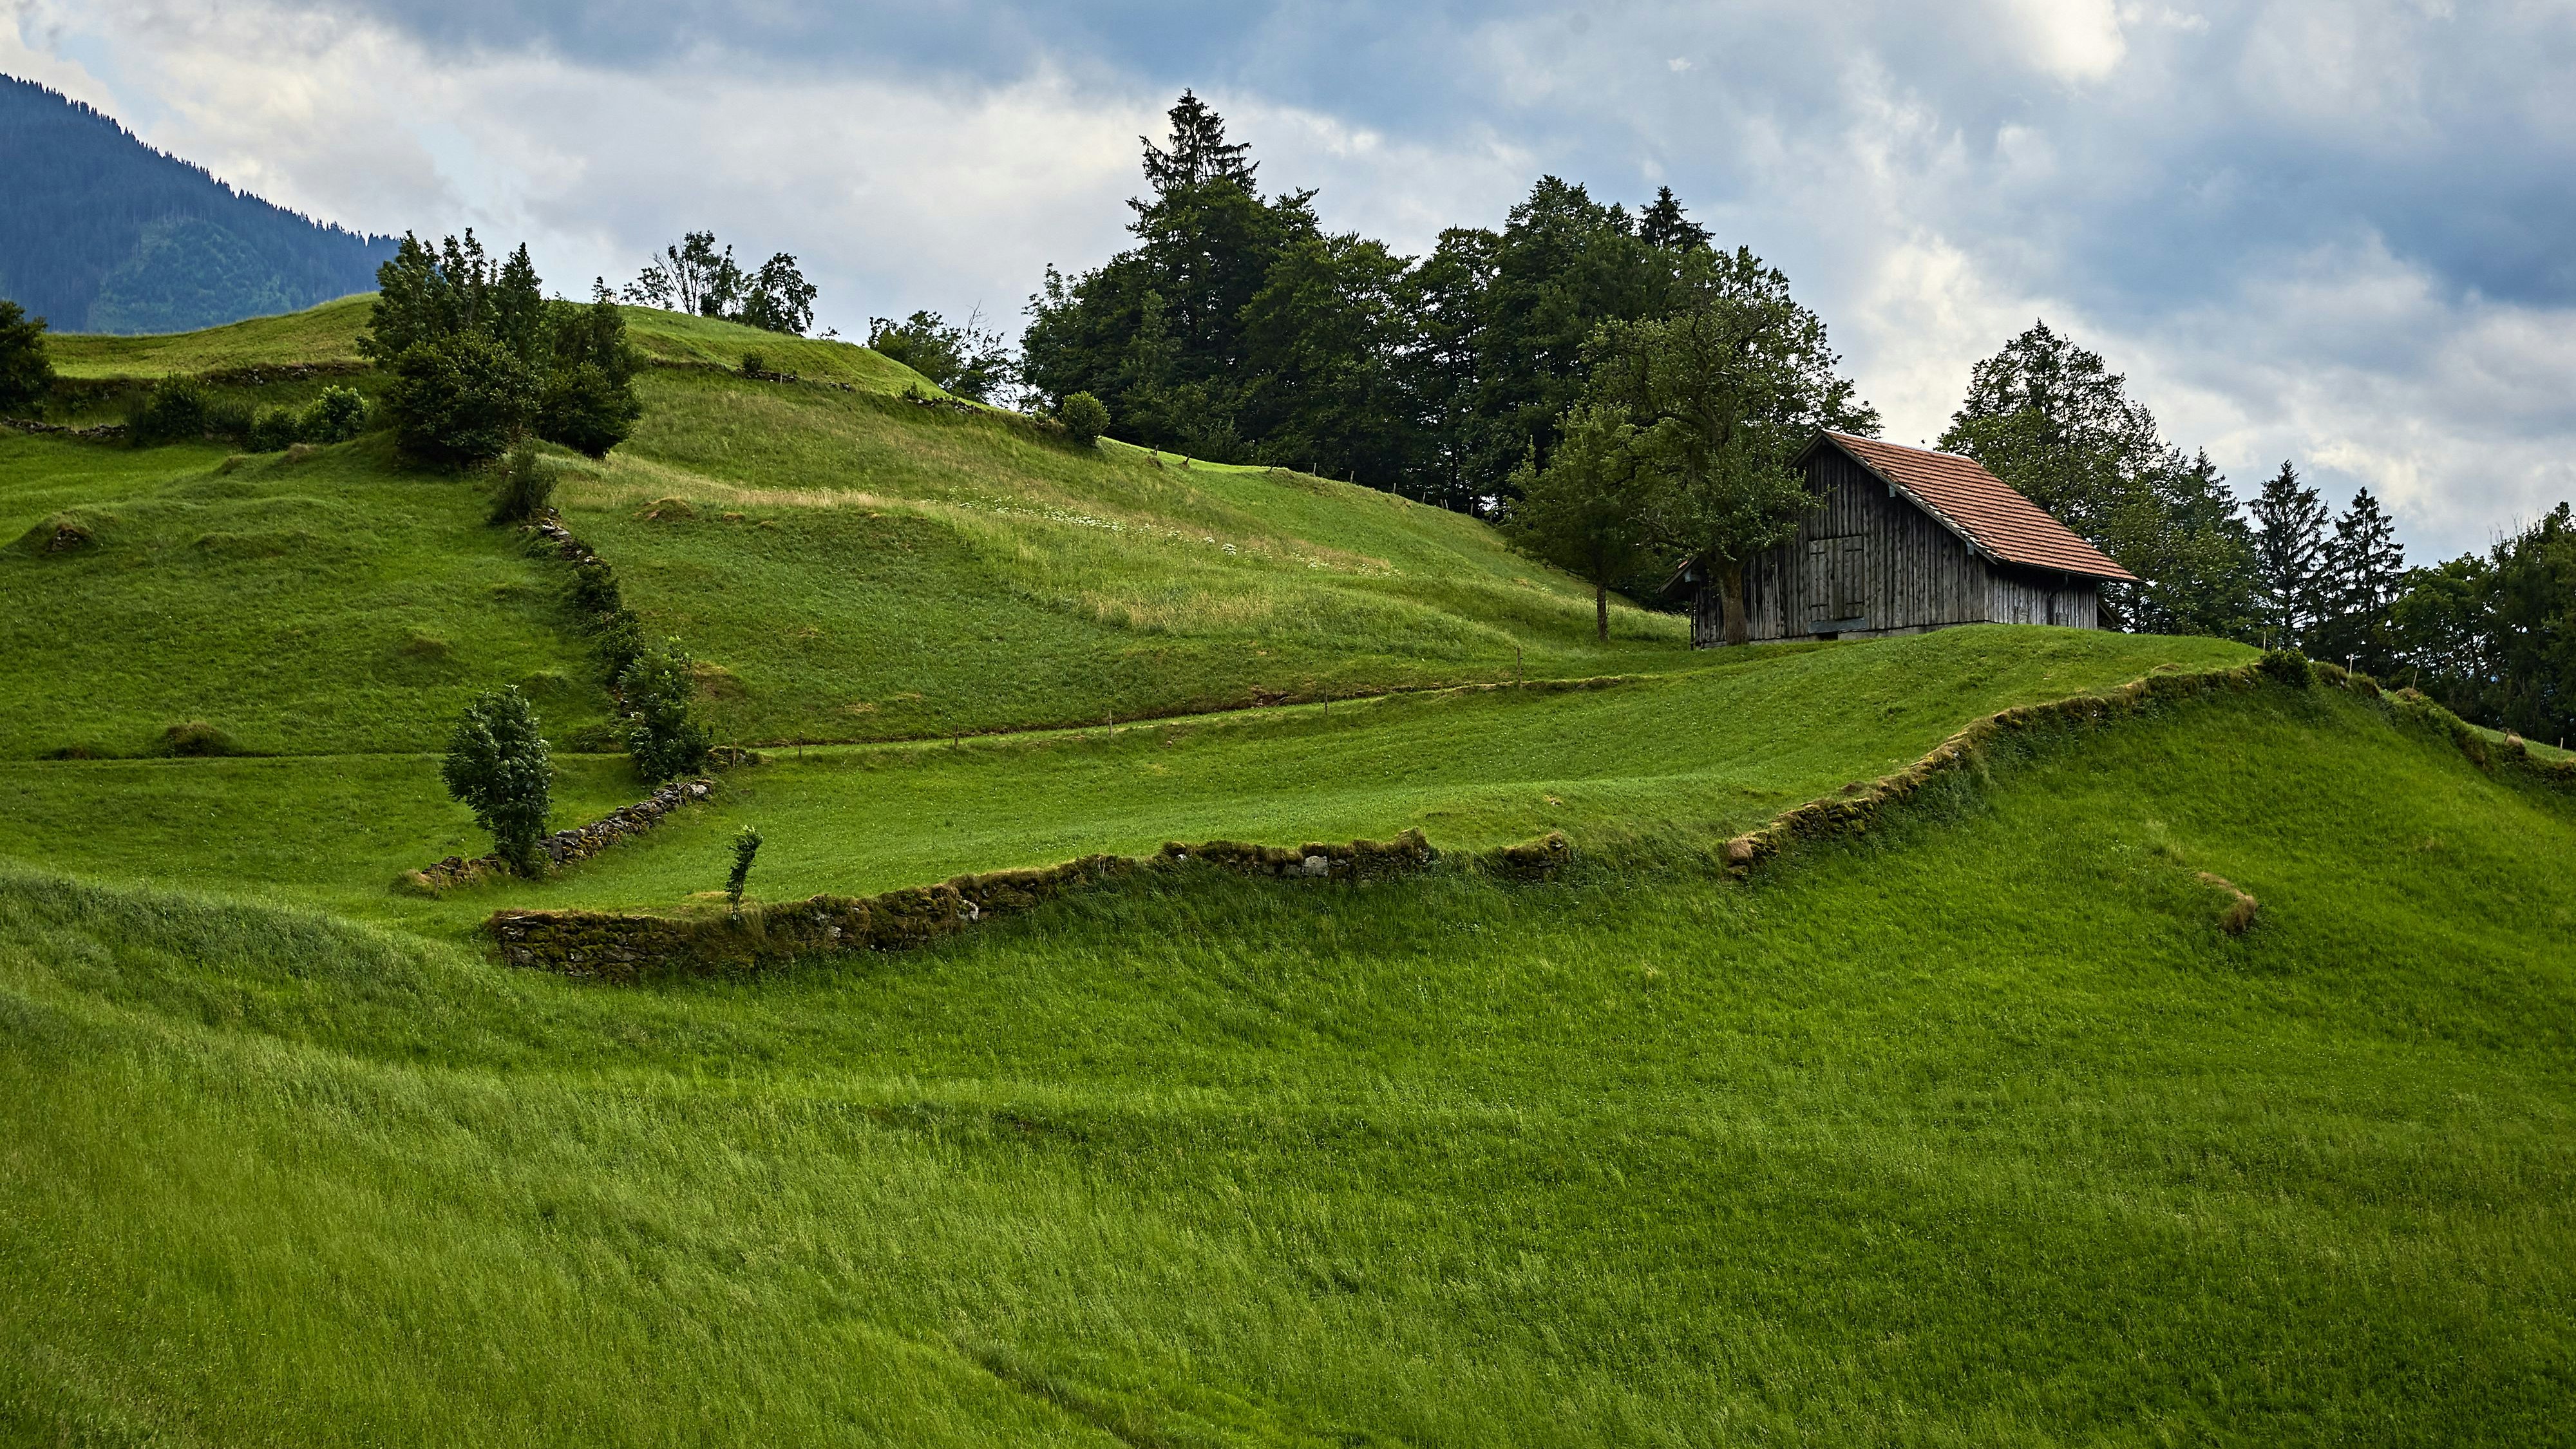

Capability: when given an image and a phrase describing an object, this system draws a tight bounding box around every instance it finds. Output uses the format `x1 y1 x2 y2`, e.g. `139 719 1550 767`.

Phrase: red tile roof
1810 431 2139 582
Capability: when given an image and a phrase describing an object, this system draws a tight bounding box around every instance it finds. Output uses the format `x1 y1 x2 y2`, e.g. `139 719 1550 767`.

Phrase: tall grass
3 683 2571 1444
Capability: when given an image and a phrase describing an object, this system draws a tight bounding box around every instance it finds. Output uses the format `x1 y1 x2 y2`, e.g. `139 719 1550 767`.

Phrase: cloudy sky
8 0 2571 557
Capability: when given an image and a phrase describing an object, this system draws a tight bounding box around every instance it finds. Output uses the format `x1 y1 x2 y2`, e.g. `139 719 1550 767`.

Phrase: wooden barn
1672 431 2138 648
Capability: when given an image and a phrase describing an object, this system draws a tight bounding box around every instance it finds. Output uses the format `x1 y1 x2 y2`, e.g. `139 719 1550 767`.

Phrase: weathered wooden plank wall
1689 443 2103 647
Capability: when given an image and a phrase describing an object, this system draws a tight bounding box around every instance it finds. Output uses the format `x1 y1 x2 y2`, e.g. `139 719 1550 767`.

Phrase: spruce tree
2249 460 2329 649
2318 489 2406 674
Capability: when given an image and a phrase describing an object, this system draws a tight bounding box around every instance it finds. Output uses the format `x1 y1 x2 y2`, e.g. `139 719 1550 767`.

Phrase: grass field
3 679 2570 1445
0 627 2251 934
5 298 2570 1445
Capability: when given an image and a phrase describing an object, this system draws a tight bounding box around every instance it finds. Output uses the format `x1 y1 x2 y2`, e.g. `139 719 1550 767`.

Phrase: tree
867 309 1014 401
1938 321 2163 549
440 687 554 876
1502 404 1658 641
1059 391 1108 445
1140 90 1256 193
0 298 55 416
2249 460 2329 648
1638 185 1712 251
2483 503 2576 743
619 638 712 782
734 252 817 336
536 283 644 456
1239 232 1418 485
1584 247 1876 645
385 330 536 466
726 826 762 913
2121 450 2259 639
2316 489 2406 673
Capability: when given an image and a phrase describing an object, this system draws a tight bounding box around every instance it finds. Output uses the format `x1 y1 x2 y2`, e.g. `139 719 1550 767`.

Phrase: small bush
1059 391 1109 446
740 352 766 377
537 361 642 457
127 377 211 447
567 557 623 618
385 332 537 466
0 299 55 417
488 439 554 524
620 638 714 782
156 720 238 757
2258 649 2313 689
440 687 554 876
300 386 368 442
727 826 762 909
249 408 301 451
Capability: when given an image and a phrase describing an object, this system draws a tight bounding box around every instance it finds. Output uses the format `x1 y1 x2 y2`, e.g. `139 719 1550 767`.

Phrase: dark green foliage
0 76 393 333
155 719 238 756
1535 246 1873 644
0 298 55 415
440 687 553 876
618 639 712 783
248 408 300 451
866 310 1013 401
1057 390 1108 445
2257 648 2313 688
368 240 639 463
2250 460 2329 647
1940 322 2259 637
1503 404 1658 642
739 352 765 377
385 332 537 467
488 440 553 524
301 385 367 442
125 375 212 446
566 557 623 620
1022 93 1710 508
2313 489 2407 674
2394 503 2576 744
621 232 815 335
538 361 641 457
726 825 762 908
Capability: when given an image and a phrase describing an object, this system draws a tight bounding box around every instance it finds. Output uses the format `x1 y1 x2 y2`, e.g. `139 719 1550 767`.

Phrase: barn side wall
1692 449 1993 647
1690 446 2106 647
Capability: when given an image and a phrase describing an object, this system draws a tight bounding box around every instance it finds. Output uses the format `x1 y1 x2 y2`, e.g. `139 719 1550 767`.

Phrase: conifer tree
2249 460 2329 649
2317 489 2406 673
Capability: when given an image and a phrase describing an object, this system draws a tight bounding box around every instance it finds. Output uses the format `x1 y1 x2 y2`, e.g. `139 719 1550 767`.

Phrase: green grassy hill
3 298 2571 1445
3 680 2570 1444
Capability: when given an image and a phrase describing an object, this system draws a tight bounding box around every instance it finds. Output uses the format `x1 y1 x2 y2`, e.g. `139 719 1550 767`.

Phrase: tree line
1004 91 2570 745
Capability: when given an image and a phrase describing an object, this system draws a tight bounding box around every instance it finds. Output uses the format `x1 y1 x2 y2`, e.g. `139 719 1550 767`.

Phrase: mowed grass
0 432 611 759
0 628 2251 933
2 681 2570 1445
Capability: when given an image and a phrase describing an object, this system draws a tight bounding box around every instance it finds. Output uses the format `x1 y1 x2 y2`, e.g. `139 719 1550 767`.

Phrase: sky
7 0 2571 558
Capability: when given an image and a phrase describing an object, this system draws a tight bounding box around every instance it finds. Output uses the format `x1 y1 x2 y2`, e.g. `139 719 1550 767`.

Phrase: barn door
1806 540 1830 627
1839 538 1866 620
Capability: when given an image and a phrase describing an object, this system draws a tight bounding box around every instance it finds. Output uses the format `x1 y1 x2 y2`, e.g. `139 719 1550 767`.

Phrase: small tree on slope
441 688 554 876
1503 404 1657 643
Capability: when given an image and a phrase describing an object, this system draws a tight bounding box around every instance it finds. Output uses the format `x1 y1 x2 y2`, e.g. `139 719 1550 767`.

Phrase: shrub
740 352 766 377
2259 649 2314 689
537 361 641 457
204 397 254 444
300 386 368 442
440 687 554 876
0 298 56 417
127 376 211 446
249 408 301 452
156 719 238 757
384 332 536 466
619 638 713 782
488 439 554 524
567 557 623 618
1059 391 1109 445
727 826 762 909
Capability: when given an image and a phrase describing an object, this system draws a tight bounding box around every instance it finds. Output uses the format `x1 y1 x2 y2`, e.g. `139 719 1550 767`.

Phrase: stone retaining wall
485 827 1568 981
404 777 714 894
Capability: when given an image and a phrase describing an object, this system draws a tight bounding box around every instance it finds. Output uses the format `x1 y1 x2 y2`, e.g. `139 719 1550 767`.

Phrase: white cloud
1998 0 2126 83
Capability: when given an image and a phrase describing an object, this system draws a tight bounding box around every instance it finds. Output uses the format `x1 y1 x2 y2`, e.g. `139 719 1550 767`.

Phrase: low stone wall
485 827 1569 980
403 777 714 894
2 417 127 442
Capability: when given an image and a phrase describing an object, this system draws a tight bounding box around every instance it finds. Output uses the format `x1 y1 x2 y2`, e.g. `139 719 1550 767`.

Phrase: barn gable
1680 433 2136 648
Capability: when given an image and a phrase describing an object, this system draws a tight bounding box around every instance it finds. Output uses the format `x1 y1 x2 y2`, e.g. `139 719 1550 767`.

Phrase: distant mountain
0 75 396 335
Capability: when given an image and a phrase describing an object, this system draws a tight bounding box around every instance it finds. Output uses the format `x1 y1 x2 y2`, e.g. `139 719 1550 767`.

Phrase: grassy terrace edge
486 654 2570 980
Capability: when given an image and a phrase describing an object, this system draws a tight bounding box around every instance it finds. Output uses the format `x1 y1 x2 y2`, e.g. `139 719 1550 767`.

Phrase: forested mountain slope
0 76 392 333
